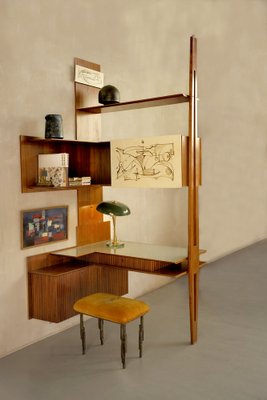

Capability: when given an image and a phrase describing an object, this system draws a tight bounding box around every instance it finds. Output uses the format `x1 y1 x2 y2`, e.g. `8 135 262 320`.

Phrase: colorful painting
111 134 182 188
21 206 68 249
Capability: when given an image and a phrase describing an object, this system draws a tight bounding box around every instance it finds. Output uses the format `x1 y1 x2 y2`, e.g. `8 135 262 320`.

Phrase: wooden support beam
188 35 200 344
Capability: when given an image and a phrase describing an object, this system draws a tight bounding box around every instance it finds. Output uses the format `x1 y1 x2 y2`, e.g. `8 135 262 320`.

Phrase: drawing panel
111 134 182 188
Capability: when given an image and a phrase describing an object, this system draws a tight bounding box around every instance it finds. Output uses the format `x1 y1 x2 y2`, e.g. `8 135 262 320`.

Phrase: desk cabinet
28 259 128 323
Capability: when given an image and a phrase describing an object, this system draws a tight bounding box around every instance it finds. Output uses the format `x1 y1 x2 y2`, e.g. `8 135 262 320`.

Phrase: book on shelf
68 177 91 186
38 153 69 187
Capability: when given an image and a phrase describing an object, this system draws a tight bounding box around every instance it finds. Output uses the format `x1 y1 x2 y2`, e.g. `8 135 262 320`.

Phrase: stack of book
68 177 91 186
38 153 69 187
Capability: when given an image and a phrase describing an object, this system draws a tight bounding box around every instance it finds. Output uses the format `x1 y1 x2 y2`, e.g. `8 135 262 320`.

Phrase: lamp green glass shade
96 201 130 248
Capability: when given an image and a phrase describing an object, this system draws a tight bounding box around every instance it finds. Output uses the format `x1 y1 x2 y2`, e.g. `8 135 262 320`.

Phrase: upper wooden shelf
20 135 111 192
77 93 189 114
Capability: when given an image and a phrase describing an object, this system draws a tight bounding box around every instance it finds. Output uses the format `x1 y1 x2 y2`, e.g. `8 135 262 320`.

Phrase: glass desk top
52 241 188 264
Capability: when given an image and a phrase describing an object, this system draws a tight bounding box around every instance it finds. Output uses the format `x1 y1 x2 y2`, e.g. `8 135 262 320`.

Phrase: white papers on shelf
38 153 69 187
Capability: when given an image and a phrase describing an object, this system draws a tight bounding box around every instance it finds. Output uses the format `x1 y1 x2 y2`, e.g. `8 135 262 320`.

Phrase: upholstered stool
73 293 150 368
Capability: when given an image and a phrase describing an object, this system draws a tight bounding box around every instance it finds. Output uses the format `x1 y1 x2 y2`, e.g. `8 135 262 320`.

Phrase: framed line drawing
111 134 182 188
21 206 68 249
75 64 104 88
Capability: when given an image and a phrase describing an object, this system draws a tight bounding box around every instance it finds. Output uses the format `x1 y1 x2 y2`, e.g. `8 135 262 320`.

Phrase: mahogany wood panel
28 263 128 323
27 252 79 272
86 142 111 184
93 260 205 278
27 253 128 323
20 136 55 191
20 136 111 192
85 253 171 272
97 266 128 295
29 265 100 322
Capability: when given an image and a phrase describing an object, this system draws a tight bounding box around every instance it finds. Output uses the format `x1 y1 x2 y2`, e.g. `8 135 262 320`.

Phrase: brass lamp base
106 241 125 249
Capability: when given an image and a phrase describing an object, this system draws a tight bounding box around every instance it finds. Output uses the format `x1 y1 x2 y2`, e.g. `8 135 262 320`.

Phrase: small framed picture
75 64 104 88
21 206 68 249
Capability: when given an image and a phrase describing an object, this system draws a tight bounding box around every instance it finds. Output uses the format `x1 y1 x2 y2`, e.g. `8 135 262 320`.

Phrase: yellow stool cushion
73 293 150 324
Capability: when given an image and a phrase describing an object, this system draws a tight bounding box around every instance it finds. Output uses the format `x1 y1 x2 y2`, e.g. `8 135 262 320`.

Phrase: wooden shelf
30 260 89 276
67 260 206 279
26 184 111 192
95 262 187 278
20 134 201 193
20 135 111 192
153 260 206 277
77 93 189 114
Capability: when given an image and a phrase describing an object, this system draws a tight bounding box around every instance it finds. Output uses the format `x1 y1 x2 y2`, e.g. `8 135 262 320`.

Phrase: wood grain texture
76 185 110 246
27 252 78 272
76 221 110 246
78 203 103 224
27 254 128 322
77 185 103 207
97 266 128 295
188 36 200 344
29 265 100 322
20 134 199 191
181 136 201 186
77 93 189 113
20 136 111 192
74 58 101 141
85 253 171 272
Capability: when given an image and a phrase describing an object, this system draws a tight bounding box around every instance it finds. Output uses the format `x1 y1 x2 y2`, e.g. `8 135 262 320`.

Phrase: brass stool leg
120 324 127 369
139 316 144 358
80 314 86 355
98 318 104 345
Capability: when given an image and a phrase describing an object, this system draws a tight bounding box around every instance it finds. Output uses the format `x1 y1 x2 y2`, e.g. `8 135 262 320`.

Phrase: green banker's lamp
96 201 131 248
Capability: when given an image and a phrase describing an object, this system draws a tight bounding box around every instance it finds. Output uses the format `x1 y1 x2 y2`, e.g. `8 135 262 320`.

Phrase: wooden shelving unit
22 36 202 344
20 135 111 192
20 134 200 192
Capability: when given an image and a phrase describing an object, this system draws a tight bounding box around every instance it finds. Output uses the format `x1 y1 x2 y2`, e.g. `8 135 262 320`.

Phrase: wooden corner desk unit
22 36 203 344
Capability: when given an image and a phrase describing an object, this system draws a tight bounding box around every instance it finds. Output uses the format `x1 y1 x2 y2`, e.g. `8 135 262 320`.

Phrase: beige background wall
0 0 266 357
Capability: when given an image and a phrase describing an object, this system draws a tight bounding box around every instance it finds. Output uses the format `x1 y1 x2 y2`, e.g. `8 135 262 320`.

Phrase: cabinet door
97 266 128 296
56 265 100 322
29 272 58 322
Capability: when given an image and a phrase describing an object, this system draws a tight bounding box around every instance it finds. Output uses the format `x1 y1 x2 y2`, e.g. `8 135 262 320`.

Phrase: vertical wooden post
74 58 110 246
188 36 200 344
74 58 101 142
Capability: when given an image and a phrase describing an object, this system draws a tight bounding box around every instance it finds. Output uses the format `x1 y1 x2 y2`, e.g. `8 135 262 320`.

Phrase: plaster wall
0 0 266 357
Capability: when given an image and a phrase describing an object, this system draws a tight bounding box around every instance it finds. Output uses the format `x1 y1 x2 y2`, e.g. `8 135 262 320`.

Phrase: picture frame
74 64 104 88
21 206 68 249
111 134 182 188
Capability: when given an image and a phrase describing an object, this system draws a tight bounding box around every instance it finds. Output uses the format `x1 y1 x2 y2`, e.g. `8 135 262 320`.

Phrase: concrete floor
0 239 267 400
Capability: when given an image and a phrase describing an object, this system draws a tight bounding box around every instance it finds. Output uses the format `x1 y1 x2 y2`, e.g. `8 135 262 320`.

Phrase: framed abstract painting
21 206 68 249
